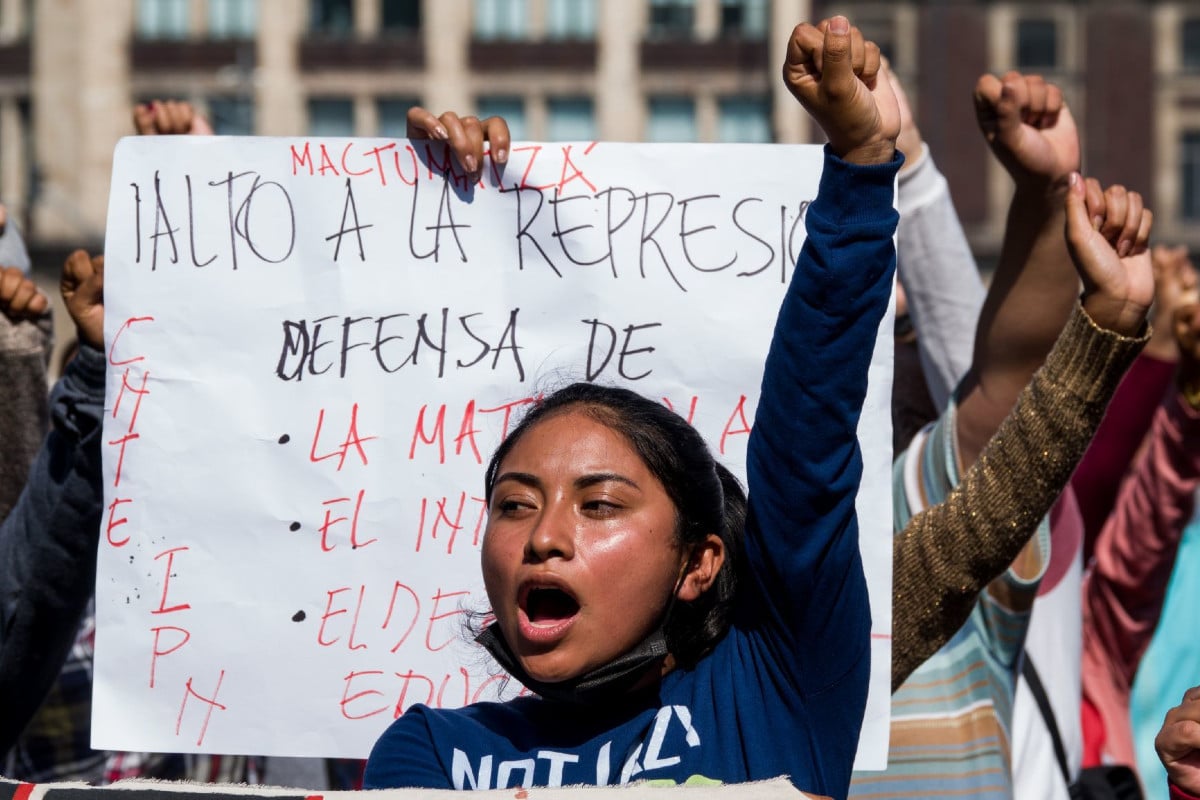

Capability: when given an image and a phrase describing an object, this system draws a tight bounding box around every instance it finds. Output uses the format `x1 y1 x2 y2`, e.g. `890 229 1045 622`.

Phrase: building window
719 0 767 38
648 0 694 39
310 0 353 35
377 98 419 137
1183 131 1200 220
718 96 770 142
474 0 527 40
209 0 256 38
1016 18 1057 69
546 0 595 40
381 0 420 33
309 99 355 136
647 96 696 142
547 98 595 141
208 97 255 135
136 0 189 39
477 97 527 140
1183 18 1200 71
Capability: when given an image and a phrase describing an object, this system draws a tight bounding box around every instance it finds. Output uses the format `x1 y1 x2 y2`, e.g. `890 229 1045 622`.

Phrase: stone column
770 0 810 143
695 0 720 40
256 0 305 135
422 0 471 113
356 93 377 136
192 0 209 37
32 0 134 243
528 0 547 39
696 91 718 142
595 0 645 141
354 0 379 37
527 94 548 140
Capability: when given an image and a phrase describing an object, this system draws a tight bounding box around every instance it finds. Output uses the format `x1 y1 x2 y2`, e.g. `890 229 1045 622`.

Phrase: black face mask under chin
479 551 695 705
475 623 669 706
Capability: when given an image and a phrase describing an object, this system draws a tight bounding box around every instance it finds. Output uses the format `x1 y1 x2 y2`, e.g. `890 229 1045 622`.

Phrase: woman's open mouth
518 584 580 643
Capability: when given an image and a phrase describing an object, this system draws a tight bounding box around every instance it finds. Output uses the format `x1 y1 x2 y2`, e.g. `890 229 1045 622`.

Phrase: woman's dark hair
483 382 746 668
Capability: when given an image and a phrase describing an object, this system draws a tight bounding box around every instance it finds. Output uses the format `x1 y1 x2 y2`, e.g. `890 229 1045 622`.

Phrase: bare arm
955 73 1088 467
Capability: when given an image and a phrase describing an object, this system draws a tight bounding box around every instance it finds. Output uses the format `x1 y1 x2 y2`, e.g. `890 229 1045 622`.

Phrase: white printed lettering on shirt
643 707 682 770
537 750 580 786
619 743 645 784
595 741 611 785
449 705 705 789
452 750 492 790
673 704 701 747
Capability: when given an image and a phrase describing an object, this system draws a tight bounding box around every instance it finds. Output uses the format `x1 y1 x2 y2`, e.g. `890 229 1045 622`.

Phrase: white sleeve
896 144 986 410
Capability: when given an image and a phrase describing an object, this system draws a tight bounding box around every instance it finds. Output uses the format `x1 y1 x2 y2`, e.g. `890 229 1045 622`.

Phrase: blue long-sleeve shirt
363 148 901 798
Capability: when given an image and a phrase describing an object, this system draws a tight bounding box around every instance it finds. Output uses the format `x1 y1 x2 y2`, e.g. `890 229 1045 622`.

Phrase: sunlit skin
481 409 722 685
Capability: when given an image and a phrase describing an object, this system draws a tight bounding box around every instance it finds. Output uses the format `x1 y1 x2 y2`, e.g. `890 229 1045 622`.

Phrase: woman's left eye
582 499 621 516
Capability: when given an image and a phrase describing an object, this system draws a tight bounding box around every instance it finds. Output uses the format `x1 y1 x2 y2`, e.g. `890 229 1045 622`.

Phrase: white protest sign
94 137 893 770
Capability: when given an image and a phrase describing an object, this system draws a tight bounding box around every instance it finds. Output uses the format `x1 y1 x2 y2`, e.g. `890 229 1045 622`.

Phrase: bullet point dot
289 521 301 532
292 610 306 622
278 434 290 444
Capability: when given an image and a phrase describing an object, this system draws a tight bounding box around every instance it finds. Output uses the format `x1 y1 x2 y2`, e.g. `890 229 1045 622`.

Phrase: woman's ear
676 534 726 602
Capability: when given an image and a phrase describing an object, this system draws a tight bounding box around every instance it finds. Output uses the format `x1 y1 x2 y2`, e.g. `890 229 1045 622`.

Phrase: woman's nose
524 502 575 562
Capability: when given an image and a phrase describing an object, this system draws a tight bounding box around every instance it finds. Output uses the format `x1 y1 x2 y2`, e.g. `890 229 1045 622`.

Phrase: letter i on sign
152 546 192 615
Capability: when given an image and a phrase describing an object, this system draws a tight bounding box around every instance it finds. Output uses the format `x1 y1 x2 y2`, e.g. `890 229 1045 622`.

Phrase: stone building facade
1 0 1198 264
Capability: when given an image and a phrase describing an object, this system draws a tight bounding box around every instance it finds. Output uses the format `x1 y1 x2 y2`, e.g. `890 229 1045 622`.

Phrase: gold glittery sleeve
891 303 1148 691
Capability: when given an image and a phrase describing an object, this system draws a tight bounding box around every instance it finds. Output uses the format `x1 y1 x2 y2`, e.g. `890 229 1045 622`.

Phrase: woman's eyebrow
575 472 640 491
492 471 541 490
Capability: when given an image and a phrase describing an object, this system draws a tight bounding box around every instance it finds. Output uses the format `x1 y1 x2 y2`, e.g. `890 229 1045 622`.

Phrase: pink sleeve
1071 352 1176 559
1082 392 1200 767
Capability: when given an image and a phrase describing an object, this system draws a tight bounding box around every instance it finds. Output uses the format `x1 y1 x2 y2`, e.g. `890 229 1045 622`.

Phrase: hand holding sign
783 16 900 166
406 107 511 177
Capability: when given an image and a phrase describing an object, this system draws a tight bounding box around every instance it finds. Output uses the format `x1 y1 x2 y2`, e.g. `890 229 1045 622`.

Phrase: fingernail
1069 172 1078 187
495 148 507 164
435 126 449 140
465 155 477 172
830 16 849 34
1118 240 1132 258
1093 216 1103 230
